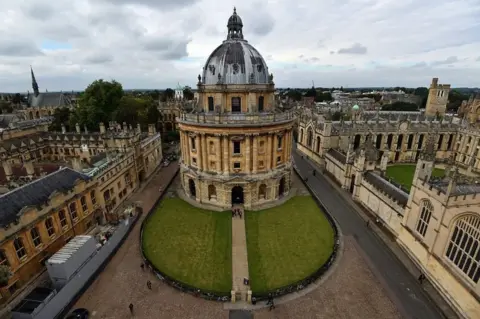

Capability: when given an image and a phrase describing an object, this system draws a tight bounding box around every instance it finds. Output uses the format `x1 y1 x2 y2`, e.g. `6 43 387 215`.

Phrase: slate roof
363 171 409 207
28 92 73 108
0 114 23 128
0 167 90 227
429 180 480 196
326 148 346 164
0 163 60 184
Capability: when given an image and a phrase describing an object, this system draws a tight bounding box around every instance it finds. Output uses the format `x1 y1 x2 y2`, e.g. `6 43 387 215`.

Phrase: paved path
231 210 250 299
293 151 446 319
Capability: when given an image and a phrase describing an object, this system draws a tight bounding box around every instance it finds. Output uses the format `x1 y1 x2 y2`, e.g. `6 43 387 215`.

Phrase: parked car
65 308 89 319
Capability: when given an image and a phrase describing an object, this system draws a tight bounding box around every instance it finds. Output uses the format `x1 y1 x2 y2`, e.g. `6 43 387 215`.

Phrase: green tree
49 107 72 131
331 111 344 121
447 90 469 111
287 90 302 101
0 101 13 114
161 88 175 101
183 87 194 100
0 265 11 287
71 79 124 130
314 92 333 102
382 101 418 111
12 93 22 105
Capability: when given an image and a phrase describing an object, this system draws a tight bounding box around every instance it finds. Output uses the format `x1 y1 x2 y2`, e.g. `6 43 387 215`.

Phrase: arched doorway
349 174 355 194
188 179 196 197
208 185 216 200
231 186 244 204
279 177 286 196
258 184 267 200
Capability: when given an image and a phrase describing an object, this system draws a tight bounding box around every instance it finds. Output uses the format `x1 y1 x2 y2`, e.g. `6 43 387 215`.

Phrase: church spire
30 66 39 97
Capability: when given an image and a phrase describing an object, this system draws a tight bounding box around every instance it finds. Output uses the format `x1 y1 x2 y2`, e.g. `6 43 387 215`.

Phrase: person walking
129 303 134 315
141 263 145 271
366 220 370 228
147 280 152 290
418 273 426 284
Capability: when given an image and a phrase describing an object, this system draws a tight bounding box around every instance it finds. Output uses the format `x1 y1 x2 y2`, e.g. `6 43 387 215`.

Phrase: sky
0 0 479 92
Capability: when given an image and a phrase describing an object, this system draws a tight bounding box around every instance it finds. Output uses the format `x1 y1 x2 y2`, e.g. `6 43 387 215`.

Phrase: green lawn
386 164 444 191
245 196 335 293
142 198 232 293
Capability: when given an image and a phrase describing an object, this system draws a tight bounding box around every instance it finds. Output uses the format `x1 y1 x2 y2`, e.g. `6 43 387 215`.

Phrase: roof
11 287 55 314
0 167 89 227
363 171 408 207
28 92 73 108
0 162 60 184
352 104 359 109
47 235 93 264
326 148 347 164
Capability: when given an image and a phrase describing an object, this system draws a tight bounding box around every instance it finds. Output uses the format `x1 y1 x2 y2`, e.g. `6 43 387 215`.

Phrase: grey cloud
430 56 458 66
97 0 199 10
330 51 335 55
84 54 113 64
476 56 480 61
0 41 43 57
22 3 55 20
205 26 223 37
247 2 275 36
337 43 367 55
251 17 275 36
411 61 428 68
143 38 190 60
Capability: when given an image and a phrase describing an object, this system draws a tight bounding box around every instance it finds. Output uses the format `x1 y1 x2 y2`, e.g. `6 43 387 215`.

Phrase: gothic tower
30 66 40 97
424 77 450 117
413 132 436 182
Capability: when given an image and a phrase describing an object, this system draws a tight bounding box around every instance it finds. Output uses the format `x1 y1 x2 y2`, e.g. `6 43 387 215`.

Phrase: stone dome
352 104 360 110
201 8 270 85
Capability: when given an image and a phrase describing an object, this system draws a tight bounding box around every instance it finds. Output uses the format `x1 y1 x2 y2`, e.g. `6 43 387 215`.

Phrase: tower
413 132 436 182
30 66 39 97
424 78 450 117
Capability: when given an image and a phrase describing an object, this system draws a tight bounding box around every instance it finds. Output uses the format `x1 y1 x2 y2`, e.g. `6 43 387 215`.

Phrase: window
445 214 480 283
30 227 42 247
13 238 26 260
59 210 67 227
316 136 321 153
209 141 215 154
416 200 433 237
233 162 241 169
233 141 241 154
0 250 10 267
81 196 88 212
90 190 97 205
259 160 264 168
69 202 78 220
210 161 215 169
258 96 264 112
259 141 265 153
45 218 55 237
208 96 214 112
277 156 281 164
192 157 197 165
231 97 241 112
307 129 313 148
277 136 283 149
191 137 196 151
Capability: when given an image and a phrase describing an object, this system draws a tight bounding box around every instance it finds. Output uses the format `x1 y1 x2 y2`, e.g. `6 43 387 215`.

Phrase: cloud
337 43 368 55
0 0 479 92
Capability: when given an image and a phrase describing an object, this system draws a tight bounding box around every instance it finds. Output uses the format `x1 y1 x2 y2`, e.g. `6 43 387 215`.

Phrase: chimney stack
71 158 83 171
100 122 106 134
148 124 156 136
75 123 81 134
2 161 13 181
137 123 141 134
61 124 66 134
84 125 88 134
123 122 128 133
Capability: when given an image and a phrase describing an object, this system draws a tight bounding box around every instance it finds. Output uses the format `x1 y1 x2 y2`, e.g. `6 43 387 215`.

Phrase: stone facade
425 77 451 117
0 122 163 305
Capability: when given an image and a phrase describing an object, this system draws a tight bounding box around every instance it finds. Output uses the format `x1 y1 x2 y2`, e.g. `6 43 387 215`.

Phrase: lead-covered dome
201 8 270 85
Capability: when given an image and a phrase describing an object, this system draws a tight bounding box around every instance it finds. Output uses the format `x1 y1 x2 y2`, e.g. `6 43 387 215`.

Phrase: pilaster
252 134 258 173
197 134 203 171
201 133 208 171
223 134 229 175
266 133 272 170
245 134 251 173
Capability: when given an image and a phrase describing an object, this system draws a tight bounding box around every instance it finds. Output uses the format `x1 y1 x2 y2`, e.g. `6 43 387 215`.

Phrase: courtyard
386 164 444 190
245 196 335 293
142 197 232 293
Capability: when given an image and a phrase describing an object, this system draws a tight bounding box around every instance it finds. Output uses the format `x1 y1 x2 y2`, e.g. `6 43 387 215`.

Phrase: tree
0 101 13 114
305 87 317 98
149 90 161 100
447 89 469 111
49 107 72 131
382 101 418 111
71 79 124 130
183 87 194 100
314 92 333 102
287 90 302 101
0 265 11 287
161 88 175 101
113 96 160 130
12 93 22 105
332 111 344 121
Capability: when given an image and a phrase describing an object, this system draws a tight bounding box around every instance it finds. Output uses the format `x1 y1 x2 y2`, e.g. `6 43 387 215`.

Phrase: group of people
232 207 243 218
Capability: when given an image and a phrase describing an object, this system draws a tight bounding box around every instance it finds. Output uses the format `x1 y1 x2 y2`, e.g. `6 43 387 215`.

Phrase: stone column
197 134 203 171
185 132 191 166
202 133 208 171
266 133 272 170
245 134 251 173
215 134 222 172
252 134 258 173
223 134 229 175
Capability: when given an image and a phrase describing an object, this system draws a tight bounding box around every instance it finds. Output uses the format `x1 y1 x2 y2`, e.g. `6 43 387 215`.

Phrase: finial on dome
227 7 244 40
233 7 236 14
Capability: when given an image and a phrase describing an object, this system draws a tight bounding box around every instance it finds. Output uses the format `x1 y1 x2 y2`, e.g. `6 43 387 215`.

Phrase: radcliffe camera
0 1 479 319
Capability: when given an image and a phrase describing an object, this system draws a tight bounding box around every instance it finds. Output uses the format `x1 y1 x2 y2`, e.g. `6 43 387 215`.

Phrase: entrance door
279 177 286 196
189 179 196 197
349 174 355 194
231 186 244 204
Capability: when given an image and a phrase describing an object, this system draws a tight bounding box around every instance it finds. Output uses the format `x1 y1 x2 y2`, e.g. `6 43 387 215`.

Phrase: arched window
316 136 321 153
69 202 78 220
259 184 267 200
231 97 241 112
30 227 42 247
258 96 264 112
13 238 27 259
416 200 433 237
209 141 215 154
0 249 9 266
307 129 313 148
45 218 55 237
446 214 480 283
90 190 97 205
208 185 216 200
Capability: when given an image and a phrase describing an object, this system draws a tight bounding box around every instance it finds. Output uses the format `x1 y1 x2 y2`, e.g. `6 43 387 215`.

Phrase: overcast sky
0 0 479 92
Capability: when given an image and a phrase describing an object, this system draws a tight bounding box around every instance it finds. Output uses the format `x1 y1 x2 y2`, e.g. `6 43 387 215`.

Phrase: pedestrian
269 299 275 311
147 280 152 290
141 263 145 271
239 210 242 219
305 177 308 182
366 220 370 228
418 273 426 284
129 303 134 315
312 169 316 176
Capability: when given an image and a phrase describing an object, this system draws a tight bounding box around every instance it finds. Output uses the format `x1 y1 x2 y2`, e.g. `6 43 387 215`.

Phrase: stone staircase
231 205 251 302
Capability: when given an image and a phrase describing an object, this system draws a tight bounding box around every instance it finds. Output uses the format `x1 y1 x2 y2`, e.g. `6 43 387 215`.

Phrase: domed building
177 8 295 210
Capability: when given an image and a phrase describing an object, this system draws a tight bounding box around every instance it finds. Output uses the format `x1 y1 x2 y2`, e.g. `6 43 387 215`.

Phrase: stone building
458 93 480 124
0 122 163 304
157 100 182 133
425 77 451 117
178 8 295 210
297 88 480 317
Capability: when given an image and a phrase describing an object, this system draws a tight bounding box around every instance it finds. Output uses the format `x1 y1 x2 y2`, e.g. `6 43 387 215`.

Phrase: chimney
24 161 35 179
128 124 133 131
148 124 155 136
137 123 141 134
75 123 81 133
71 158 83 171
84 125 88 134
100 122 106 134
2 161 13 181
123 122 128 133
431 78 438 87
61 124 66 134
